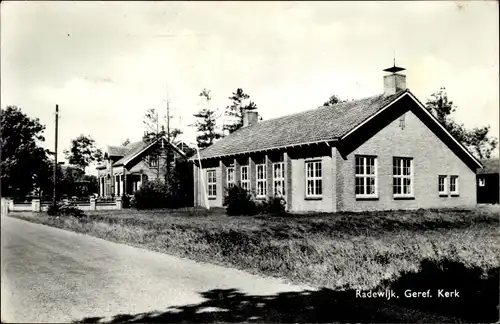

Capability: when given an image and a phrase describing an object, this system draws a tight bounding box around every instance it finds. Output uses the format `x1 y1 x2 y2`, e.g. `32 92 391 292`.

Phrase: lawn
9 206 500 322
10 207 499 288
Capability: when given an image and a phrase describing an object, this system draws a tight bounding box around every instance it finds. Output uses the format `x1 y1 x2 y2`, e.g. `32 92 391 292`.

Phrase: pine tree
224 88 258 134
192 89 222 149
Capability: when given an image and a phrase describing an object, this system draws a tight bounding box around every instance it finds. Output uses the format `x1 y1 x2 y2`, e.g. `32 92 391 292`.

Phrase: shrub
254 196 287 216
223 185 259 216
47 201 85 217
133 179 181 209
129 195 137 208
224 187 287 216
266 196 287 216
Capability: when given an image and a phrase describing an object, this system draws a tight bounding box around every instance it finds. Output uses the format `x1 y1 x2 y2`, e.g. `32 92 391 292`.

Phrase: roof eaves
191 138 339 161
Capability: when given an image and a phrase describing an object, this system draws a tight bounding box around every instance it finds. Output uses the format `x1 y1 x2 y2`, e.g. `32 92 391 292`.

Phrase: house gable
123 137 188 170
338 107 477 211
338 92 482 171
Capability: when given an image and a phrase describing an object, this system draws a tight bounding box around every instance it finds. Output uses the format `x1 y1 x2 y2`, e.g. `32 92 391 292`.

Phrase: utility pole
52 104 59 207
156 110 159 135
166 88 171 181
167 91 170 143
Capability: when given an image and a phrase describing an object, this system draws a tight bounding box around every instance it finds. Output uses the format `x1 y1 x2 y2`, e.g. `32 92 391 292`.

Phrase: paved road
1 216 313 323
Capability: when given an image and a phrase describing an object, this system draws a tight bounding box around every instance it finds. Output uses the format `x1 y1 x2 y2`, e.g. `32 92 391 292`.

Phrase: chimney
243 110 259 127
383 63 406 95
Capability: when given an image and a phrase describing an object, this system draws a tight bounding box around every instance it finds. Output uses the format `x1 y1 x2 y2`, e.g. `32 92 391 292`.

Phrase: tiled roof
197 91 405 159
477 158 499 174
112 141 148 166
97 141 148 169
106 145 130 157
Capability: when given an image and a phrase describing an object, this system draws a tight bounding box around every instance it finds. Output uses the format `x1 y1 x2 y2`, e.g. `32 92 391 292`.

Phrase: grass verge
10 207 500 322
9 207 499 291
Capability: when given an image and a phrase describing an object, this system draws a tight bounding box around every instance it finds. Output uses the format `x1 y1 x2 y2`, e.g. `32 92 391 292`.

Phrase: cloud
1 1 498 160
83 75 115 84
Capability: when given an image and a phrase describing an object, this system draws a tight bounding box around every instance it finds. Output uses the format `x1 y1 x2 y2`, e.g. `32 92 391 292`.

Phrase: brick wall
192 106 476 212
249 156 256 193
289 154 334 213
339 110 476 211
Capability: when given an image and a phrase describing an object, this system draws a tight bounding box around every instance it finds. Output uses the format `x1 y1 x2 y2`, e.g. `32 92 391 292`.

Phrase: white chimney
243 110 258 127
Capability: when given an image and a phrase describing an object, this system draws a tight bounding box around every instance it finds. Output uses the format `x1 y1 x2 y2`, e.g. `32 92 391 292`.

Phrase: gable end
339 92 482 171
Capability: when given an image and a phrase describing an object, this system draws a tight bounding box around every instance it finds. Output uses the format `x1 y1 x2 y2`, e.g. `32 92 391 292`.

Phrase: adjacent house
477 158 499 204
97 136 189 197
192 65 483 212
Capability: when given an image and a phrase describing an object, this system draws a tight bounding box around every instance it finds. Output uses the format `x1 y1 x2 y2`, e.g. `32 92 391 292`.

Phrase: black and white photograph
1 1 499 323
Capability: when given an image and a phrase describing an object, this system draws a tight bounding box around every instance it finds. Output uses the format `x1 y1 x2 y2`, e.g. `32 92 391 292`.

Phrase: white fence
1 197 123 215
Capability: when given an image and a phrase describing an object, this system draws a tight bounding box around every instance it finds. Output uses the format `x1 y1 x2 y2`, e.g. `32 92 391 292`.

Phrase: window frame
354 155 378 199
226 167 235 189
273 162 285 197
450 175 459 196
256 163 267 198
392 157 414 198
438 175 448 196
148 154 159 168
240 165 249 191
207 170 217 199
305 160 323 199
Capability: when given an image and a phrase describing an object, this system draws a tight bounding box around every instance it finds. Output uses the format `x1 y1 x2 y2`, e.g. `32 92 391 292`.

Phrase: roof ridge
239 92 388 131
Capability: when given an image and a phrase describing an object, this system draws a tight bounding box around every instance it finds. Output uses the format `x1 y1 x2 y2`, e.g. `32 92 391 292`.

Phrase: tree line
191 87 260 149
192 87 497 159
0 87 496 200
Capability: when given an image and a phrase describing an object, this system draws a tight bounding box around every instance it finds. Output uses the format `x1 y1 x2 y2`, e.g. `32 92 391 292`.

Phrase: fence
1 197 123 214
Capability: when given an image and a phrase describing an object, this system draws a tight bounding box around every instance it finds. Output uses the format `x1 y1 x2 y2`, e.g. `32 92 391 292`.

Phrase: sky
1 1 499 174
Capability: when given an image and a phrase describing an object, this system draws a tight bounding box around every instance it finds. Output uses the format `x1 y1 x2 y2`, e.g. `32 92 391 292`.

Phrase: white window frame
305 160 322 198
438 175 448 195
256 164 267 198
393 157 414 198
450 175 459 195
149 154 158 168
241 166 249 191
355 156 378 198
207 170 217 199
478 177 486 187
273 162 285 197
226 167 235 189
